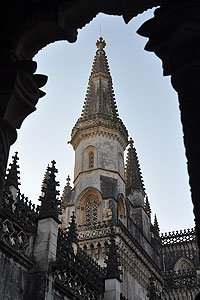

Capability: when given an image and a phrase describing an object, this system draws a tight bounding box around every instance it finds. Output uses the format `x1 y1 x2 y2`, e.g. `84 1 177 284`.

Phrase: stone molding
71 124 128 151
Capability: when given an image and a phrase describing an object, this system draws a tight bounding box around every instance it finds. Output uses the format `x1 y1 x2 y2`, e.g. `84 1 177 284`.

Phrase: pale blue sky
8 10 195 233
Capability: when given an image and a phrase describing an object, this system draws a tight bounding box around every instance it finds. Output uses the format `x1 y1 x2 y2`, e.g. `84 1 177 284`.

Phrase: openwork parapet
78 221 111 240
2 191 39 233
0 217 30 260
161 228 196 245
54 228 105 299
163 269 198 289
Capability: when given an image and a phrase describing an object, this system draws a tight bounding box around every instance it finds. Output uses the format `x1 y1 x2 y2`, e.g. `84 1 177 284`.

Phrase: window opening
89 152 94 169
85 197 98 225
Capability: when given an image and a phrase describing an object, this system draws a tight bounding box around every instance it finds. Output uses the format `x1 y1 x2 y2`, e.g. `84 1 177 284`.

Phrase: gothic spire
125 138 145 193
38 160 61 223
81 37 119 120
5 152 20 191
70 37 128 149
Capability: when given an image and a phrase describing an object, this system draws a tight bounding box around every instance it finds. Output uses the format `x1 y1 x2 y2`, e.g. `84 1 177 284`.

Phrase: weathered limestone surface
33 218 58 271
104 279 120 300
0 251 29 300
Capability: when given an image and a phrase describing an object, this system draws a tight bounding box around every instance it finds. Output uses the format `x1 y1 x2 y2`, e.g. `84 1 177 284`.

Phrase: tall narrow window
89 152 94 169
85 197 98 225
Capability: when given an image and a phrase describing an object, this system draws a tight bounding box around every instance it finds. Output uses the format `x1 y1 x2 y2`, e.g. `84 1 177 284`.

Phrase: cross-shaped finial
66 175 71 186
96 37 106 50
129 137 134 146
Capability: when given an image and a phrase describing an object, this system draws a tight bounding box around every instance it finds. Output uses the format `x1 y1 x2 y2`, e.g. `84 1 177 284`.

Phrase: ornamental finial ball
96 37 106 50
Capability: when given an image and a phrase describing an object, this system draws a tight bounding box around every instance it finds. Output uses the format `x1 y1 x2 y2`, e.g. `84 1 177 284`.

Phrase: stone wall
0 250 30 300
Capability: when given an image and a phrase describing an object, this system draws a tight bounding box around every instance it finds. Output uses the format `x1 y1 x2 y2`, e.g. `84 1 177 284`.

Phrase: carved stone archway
1 3 200 286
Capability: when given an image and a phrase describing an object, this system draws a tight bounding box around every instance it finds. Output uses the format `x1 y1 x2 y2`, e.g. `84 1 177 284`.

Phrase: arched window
174 257 193 272
88 152 94 169
79 188 101 226
118 195 126 225
118 152 124 177
85 196 98 225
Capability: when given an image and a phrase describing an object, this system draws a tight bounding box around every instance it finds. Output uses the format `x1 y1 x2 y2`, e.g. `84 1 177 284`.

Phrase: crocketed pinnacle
38 160 61 223
71 37 128 146
125 138 145 193
154 214 160 233
61 175 72 208
147 276 161 299
105 228 121 281
67 212 78 245
5 152 20 191
144 196 151 216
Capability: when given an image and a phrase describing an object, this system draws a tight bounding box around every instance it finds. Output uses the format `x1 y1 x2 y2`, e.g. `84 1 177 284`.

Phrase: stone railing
161 228 196 245
2 191 39 233
78 222 111 240
0 217 30 258
54 227 105 299
163 269 198 289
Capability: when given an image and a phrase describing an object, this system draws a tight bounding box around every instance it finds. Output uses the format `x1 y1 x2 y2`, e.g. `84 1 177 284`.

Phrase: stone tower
61 37 129 231
61 38 163 299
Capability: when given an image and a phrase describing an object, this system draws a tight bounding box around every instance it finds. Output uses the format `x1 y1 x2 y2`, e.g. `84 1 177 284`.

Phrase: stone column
33 217 59 300
28 161 60 300
104 278 121 300
137 1 200 254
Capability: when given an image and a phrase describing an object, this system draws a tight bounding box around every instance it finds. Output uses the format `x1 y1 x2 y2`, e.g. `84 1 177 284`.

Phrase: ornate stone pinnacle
5 151 21 190
67 211 78 244
61 175 72 208
96 37 106 50
125 139 145 193
38 160 61 223
66 175 71 186
147 276 161 299
129 137 134 146
145 196 151 215
154 214 160 232
105 228 121 280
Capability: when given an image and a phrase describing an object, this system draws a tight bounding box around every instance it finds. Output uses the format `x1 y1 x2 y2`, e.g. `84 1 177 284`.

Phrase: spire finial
129 137 134 146
96 37 106 50
66 175 71 186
